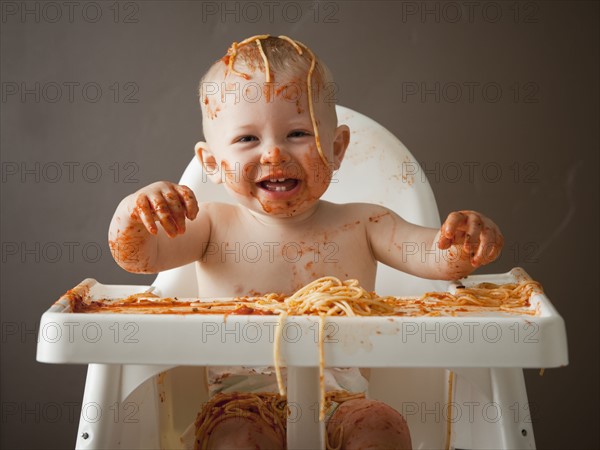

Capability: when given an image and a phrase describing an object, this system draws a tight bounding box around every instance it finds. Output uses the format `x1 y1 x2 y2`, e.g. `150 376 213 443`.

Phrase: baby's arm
364 205 503 280
108 181 210 273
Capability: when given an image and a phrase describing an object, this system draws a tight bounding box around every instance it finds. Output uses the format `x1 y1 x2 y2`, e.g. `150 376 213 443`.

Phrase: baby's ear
332 125 350 170
194 141 222 184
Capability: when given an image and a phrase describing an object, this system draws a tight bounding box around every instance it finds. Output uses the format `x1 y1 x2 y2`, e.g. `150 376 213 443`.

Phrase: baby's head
195 35 350 218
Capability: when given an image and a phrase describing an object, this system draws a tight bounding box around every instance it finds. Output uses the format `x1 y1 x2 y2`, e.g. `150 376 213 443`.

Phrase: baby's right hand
129 181 199 238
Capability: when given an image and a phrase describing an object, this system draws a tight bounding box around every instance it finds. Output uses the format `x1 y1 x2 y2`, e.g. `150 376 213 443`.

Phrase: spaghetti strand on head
255 38 271 83
293 40 327 167
220 35 329 167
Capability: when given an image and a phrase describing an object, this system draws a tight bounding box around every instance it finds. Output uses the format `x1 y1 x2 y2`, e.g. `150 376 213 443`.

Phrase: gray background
1 1 598 448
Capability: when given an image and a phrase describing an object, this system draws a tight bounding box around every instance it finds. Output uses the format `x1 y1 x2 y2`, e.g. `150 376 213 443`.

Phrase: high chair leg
76 364 123 449
490 368 536 449
287 366 326 450
451 368 536 450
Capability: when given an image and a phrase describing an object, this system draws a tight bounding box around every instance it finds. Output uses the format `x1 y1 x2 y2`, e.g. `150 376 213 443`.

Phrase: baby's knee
327 399 412 450
206 416 284 450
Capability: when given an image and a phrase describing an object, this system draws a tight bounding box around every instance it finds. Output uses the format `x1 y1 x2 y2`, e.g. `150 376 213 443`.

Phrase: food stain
368 212 391 223
221 161 244 195
109 226 152 272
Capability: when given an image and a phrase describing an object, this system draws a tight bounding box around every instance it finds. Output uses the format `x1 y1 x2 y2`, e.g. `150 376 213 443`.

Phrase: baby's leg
327 399 412 450
206 416 284 450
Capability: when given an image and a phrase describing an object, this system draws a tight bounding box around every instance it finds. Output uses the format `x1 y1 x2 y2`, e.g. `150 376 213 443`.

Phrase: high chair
37 106 568 449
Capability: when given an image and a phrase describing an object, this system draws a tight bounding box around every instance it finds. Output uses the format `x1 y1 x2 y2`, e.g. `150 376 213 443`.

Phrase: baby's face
200 71 348 218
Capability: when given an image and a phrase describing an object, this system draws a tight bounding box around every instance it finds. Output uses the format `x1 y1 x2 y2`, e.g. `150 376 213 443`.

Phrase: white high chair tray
36 268 567 368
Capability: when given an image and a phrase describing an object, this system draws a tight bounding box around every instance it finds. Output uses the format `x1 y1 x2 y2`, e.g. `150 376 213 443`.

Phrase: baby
109 35 503 449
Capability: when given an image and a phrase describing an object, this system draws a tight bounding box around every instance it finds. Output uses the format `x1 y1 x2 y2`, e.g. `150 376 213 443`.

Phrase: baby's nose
260 147 289 165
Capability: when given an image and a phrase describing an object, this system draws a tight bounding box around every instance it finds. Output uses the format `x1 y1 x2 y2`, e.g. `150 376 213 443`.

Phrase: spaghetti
241 277 541 423
444 371 455 450
193 391 287 450
68 278 542 317
222 35 329 166
192 390 365 450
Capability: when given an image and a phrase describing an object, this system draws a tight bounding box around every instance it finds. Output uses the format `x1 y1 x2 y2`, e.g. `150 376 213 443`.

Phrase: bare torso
196 200 379 297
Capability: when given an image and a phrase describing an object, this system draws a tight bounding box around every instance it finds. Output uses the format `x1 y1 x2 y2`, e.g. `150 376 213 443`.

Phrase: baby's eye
236 135 258 143
288 130 311 138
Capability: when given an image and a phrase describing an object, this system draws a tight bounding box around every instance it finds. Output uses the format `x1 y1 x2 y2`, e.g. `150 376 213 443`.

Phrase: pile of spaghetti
253 277 542 422
247 276 542 317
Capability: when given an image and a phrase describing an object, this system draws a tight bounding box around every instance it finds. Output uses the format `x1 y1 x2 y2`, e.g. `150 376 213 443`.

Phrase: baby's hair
199 35 335 165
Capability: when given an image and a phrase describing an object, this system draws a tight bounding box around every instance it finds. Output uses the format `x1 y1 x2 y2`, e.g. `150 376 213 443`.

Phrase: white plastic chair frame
74 106 536 450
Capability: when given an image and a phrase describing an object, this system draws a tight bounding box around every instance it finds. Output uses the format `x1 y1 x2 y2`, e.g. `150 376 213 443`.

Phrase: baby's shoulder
319 200 393 222
199 201 242 217
198 201 236 208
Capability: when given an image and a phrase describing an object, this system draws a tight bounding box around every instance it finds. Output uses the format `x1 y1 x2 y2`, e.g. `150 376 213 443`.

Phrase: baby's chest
198 220 376 294
205 228 368 268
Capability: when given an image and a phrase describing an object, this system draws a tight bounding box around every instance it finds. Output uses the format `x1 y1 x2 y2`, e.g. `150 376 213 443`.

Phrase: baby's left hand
437 210 504 267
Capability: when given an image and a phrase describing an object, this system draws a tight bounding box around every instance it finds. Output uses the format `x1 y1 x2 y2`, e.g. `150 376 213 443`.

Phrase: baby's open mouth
258 178 299 192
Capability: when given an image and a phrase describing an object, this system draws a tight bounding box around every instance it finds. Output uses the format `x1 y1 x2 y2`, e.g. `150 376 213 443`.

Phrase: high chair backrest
153 105 442 297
